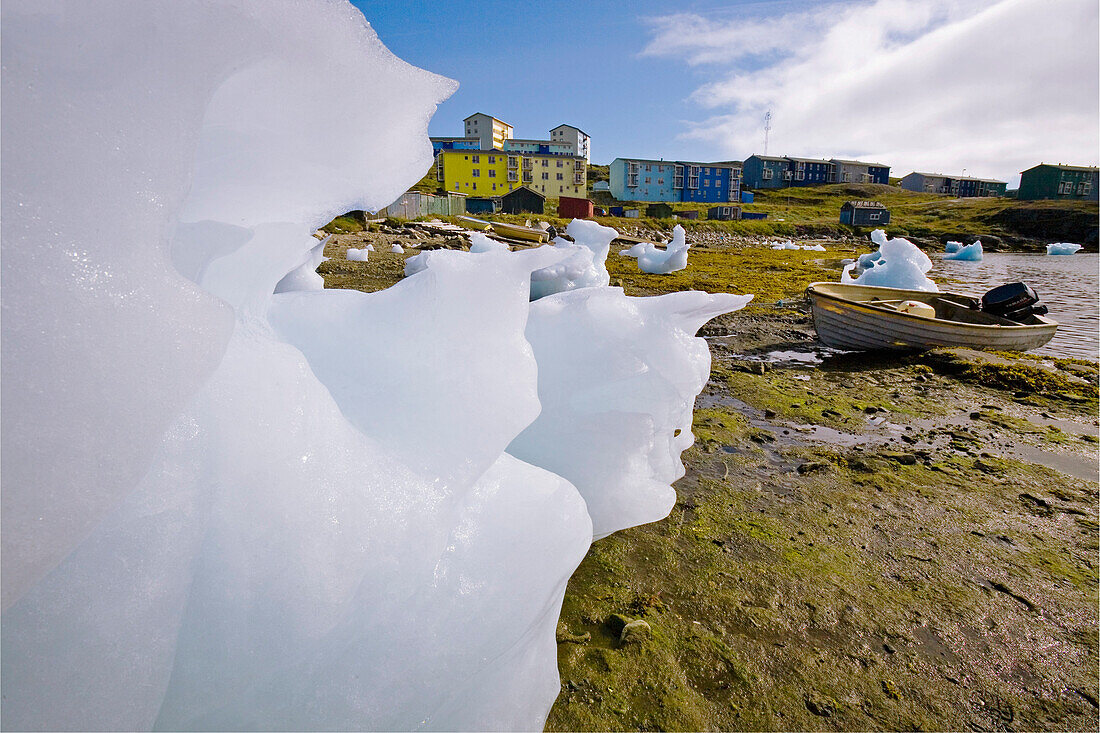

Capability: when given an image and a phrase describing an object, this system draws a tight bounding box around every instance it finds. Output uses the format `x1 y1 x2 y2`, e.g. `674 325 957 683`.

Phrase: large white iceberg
530 218 618 298
1047 242 1083 255
842 230 938 291
943 241 983 261
1 2 747 730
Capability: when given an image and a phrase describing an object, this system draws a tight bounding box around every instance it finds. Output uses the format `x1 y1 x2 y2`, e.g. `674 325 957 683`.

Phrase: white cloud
642 0 1098 185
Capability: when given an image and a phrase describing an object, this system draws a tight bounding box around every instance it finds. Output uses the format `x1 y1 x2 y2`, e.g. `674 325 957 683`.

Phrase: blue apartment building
743 154 892 189
741 155 790 189
610 158 741 203
786 157 833 186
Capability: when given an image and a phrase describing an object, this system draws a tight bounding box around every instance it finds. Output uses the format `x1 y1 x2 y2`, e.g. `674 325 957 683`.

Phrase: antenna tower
763 109 772 155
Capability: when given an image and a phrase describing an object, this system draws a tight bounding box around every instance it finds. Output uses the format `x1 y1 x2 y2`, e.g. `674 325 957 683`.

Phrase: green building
1018 163 1098 201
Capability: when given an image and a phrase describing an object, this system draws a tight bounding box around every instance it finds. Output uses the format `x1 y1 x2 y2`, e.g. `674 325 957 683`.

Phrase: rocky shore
317 223 1099 732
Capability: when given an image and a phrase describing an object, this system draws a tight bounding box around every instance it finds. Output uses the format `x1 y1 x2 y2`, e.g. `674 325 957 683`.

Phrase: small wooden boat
455 215 492 231
490 221 548 243
806 282 1058 352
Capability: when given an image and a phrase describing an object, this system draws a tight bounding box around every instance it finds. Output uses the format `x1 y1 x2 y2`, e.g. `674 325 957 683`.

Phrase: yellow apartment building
437 150 586 199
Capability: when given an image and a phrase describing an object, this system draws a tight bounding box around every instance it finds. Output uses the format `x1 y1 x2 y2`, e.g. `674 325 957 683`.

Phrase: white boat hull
807 282 1058 352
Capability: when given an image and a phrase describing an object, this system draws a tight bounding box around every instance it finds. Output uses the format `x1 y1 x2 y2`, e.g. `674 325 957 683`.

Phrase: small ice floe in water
841 229 937 291
943 241 982 261
945 241 962 253
1047 242 1083 255
346 248 369 261
390 243 404 254
620 224 690 274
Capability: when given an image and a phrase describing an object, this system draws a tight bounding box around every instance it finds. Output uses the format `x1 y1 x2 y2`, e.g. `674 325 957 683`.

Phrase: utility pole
763 110 772 156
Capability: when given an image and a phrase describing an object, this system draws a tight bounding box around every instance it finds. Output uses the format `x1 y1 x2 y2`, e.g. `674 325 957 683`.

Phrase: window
472 155 480 163
762 168 773 180
464 155 469 161
489 169 496 178
472 169 480 178
492 183 497 191
556 160 563 167
488 156 496 164
556 173 562 181
645 176 651 184
704 167 710 174
869 212 880 221
1081 182 1093 195
542 160 548 167
645 164 652 171
472 182 477 190
658 178 664 185
542 172 549 180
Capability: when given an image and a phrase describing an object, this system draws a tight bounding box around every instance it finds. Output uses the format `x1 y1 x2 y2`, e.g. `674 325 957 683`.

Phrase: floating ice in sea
346 247 369 261
943 241 983 261
842 230 937 291
390 243 404 254
1 1 749 729
944 241 962 253
1047 242 1083 255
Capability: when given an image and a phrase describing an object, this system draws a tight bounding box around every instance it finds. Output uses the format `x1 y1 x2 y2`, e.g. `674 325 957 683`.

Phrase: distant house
609 157 741 203
500 186 545 214
558 196 595 219
592 180 610 192
785 157 833 186
378 191 467 218
550 124 591 162
830 159 890 185
646 203 674 218
465 197 498 214
1018 164 1098 201
900 172 1006 197
741 154 790 189
707 205 741 221
840 200 890 226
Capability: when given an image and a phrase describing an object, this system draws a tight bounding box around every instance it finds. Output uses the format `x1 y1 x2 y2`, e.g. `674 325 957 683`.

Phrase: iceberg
943 241 983 261
945 241 963 253
1 1 749 730
842 230 938 291
1047 242 1083 255
530 218 617 299
620 224 691 274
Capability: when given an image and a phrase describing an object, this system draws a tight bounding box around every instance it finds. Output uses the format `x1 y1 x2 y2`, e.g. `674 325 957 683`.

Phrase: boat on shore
806 282 1058 352
490 221 549 243
455 215 492 231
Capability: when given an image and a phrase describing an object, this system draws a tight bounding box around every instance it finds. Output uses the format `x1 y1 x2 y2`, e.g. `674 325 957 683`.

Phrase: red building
557 196 595 219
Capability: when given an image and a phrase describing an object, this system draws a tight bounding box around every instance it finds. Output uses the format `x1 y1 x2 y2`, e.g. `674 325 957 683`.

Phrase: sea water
934 252 1099 360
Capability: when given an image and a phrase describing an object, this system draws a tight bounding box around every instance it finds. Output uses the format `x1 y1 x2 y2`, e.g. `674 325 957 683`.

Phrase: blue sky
353 0 1098 185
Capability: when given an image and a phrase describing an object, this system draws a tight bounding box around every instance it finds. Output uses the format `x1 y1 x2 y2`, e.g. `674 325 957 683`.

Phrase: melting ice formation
346 247 369 261
944 241 963 253
770 240 826 251
1047 242 1083 255
841 229 938 291
943 241 983 261
620 224 691 274
0 1 751 730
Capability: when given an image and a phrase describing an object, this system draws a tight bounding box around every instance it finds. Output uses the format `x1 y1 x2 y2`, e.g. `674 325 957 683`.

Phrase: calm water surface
932 252 1098 360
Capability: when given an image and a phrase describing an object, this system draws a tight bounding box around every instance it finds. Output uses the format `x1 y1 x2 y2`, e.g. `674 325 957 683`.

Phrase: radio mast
763 109 772 155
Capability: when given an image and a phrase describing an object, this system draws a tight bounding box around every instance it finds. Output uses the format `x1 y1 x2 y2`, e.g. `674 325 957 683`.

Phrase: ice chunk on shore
943 241 983 261
346 247 369 261
619 224 690 274
508 288 752 537
1 1 744 730
529 218 617 299
771 239 801 250
842 232 937 291
391 243 405 254
469 231 509 253
1047 242 1083 255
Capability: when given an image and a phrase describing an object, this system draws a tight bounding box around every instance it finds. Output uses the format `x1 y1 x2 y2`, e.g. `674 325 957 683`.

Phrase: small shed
624 209 641 218
839 200 890 226
707 205 741 221
609 206 625 217
740 191 754 203
558 196 595 219
501 186 545 215
465 197 498 215
645 203 674 219
673 210 699 220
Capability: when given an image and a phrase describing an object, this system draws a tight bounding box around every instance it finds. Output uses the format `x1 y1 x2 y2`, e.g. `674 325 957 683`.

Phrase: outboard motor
980 282 1049 322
